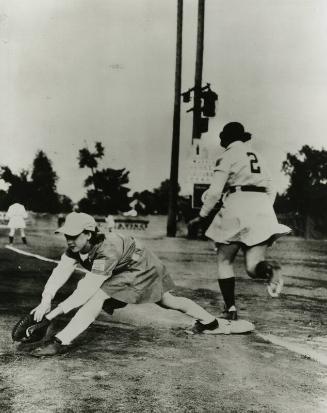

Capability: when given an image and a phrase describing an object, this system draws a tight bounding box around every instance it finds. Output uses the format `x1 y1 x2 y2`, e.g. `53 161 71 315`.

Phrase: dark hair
83 227 105 245
219 122 252 146
242 132 252 142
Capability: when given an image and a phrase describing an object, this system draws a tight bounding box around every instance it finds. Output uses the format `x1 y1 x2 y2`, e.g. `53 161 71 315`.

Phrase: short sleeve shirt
65 232 136 279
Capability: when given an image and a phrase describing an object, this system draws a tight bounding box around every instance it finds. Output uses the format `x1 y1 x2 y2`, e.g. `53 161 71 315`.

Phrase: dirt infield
0 218 327 412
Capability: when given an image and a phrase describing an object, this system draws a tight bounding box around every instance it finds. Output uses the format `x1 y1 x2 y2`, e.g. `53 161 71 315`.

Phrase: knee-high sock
218 277 235 310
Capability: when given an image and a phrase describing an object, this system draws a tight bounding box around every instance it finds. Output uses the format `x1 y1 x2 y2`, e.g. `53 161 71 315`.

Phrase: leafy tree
0 190 7 211
0 167 32 209
30 150 60 212
274 193 292 214
153 179 181 214
77 143 131 214
134 180 182 215
78 142 104 190
0 152 72 213
58 194 74 213
282 145 327 217
133 190 157 215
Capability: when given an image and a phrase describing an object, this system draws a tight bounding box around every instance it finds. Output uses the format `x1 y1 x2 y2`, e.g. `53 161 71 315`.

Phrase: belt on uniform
229 185 266 193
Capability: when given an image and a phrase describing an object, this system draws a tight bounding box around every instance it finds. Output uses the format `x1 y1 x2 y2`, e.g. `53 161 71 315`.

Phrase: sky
0 0 326 202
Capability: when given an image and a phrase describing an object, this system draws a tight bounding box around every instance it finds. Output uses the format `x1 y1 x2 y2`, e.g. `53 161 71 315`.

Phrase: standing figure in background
6 202 28 244
105 214 115 232
189 122 291 320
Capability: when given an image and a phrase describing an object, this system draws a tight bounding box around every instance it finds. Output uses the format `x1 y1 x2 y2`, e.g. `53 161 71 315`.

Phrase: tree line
0 143 326 221
0 142 177 216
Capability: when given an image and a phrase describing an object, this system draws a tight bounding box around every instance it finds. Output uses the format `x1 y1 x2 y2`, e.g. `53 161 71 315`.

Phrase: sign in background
187 149 214 209
192 183 210 209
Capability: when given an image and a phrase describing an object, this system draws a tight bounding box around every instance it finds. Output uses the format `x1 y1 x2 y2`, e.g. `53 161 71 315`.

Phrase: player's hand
30 301 51 322
188 216 206 227
187 216 208 239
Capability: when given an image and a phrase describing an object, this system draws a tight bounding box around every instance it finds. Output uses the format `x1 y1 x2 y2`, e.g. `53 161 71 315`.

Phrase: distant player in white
190 122 291 320
6 202 28 244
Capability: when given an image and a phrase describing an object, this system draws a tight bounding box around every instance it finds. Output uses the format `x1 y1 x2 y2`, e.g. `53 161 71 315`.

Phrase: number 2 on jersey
246 152 261 174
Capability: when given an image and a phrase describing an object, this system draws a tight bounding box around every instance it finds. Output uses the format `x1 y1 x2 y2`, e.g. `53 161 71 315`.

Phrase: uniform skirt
7 217 26 229
205 191 291 247
100 245 176 304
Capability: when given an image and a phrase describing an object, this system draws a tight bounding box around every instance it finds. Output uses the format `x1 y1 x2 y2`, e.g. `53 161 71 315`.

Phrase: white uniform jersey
200 141 275 218
199 140 290 246
216 141 273 189
6 203 28 229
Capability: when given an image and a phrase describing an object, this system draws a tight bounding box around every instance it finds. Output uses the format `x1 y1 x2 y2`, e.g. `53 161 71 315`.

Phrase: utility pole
167 0 183 237
192 0 205 144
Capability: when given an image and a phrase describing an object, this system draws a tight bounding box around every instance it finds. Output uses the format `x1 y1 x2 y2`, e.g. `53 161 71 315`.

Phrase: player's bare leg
20 228 27 244
157 292 215 323
9 228 14 244
245 243 283 297
216 243 240 320
157 291 221 334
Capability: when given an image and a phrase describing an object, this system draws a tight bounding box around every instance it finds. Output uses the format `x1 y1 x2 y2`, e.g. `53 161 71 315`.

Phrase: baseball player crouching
189 122 291 320
29 212 221 356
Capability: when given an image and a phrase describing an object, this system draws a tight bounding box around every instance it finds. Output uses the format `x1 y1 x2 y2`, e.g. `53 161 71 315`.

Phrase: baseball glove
12 313 51 343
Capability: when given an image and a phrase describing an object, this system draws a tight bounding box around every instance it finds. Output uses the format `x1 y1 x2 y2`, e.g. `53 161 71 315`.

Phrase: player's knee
247 260 280 280
157 293 185 311
247 260 272 280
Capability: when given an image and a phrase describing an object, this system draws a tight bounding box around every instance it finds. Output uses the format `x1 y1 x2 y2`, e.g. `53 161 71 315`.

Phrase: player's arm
260 159 277 204
46 255 119 319
199 170 228 218
188 155 230 228
266 180 276 204
31 253 77 321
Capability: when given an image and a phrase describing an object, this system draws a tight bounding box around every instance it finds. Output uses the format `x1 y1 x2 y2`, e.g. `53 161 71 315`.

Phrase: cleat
204 319 232 335
31 337 70 357
223 305 238 321
186 318 220 335
187 318 255 335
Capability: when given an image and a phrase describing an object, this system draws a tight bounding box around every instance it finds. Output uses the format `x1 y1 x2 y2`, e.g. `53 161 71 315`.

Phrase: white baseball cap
55 212 97 236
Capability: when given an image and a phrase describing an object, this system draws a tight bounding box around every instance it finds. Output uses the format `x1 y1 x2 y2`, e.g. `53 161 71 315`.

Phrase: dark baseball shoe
186 318 232 335
223 305 238 321
31 337 70 357
186 318 219 334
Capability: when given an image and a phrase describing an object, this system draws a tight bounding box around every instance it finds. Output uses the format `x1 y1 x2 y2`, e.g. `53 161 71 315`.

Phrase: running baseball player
6 202 28 244
189 122 291 320
29 212 226 356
